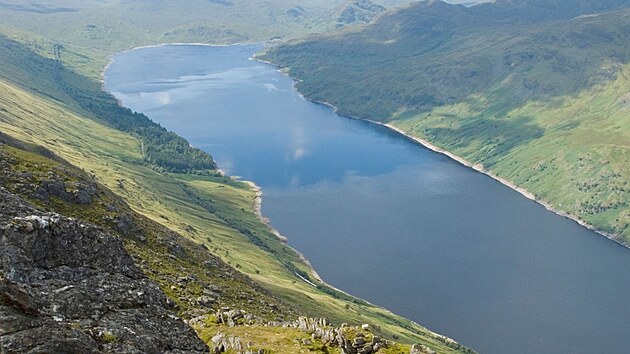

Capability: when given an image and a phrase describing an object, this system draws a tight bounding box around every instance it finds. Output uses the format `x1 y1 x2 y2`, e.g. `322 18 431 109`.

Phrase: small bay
105 44 630 354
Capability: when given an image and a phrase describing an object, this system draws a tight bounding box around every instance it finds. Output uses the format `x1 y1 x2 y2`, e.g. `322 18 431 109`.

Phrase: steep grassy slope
260 0 630 244
0 132 295 322
0 30 470 353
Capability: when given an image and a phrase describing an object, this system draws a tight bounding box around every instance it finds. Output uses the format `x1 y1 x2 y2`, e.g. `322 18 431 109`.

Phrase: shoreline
282 90 627 250
240 180 326 284
100 41 259 88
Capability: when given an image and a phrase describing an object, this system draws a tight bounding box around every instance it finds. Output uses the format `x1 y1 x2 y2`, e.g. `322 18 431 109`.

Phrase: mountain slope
0 28 471 353
260 0 630 244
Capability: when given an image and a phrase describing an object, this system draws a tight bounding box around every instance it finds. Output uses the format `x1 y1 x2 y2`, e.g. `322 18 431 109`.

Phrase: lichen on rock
0 187 208 353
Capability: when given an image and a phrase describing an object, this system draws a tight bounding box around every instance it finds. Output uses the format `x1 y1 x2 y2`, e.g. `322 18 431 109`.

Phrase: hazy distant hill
0 0 412 52
333 0 387 28
0 0 330 47
261 0 630 243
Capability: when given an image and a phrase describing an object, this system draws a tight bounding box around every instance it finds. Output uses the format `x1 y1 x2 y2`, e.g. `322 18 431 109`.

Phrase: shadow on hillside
265 5 630 125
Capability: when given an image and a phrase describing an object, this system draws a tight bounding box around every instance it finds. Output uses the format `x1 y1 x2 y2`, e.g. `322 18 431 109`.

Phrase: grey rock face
35 177 97 205
0 187 208 353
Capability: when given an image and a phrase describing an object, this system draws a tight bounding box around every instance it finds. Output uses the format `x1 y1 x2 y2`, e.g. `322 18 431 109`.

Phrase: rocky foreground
0 187 208 353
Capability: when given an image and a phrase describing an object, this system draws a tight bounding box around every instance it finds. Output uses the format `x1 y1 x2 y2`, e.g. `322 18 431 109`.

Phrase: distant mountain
261 0 630 243
0 0 415 55
0 0 355 52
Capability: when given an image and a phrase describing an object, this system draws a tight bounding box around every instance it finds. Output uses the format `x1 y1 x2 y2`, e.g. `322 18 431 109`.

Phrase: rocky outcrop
198 314 398 354
336 0 386 27
0 187 208 353
286 6 306 18
0 139 296 324
411 343 437 354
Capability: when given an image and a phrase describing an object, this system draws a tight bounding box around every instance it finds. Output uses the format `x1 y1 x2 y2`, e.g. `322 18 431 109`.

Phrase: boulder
410 343 437 354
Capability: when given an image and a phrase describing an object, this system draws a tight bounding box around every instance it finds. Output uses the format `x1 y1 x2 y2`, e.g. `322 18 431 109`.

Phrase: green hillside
260 0 630 244
0 0 411 55
0 10 471 354
0 0 334 46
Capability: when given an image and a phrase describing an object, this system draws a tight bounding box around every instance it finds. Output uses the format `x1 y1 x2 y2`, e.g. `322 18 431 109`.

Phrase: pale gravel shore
240 179 326 283
285 91 627 249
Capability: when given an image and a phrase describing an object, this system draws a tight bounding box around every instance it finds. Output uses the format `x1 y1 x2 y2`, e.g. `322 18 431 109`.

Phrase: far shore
257 61 626 250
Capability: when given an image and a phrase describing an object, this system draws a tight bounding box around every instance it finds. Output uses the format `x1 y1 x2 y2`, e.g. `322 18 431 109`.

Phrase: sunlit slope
0 32 470 352
393 65 630 240
261 1 630 243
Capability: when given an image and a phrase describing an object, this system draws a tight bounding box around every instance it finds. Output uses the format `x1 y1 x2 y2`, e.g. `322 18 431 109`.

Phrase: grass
194 322 418 354
100 332 119 344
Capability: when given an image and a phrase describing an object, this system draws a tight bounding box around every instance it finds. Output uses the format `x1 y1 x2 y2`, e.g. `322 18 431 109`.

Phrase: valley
1 0 629 353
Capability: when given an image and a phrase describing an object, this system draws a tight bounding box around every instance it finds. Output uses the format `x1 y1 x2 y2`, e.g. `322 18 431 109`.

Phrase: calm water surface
105 44 630 354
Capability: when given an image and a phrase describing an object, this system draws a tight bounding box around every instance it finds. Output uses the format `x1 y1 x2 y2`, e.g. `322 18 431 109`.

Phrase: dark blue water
105 44 630 354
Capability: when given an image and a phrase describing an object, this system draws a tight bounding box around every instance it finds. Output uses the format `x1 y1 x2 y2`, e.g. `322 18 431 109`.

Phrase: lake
105 44 630 354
